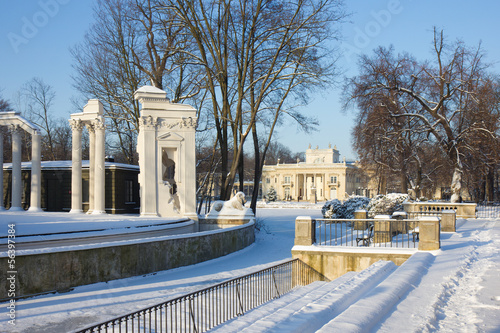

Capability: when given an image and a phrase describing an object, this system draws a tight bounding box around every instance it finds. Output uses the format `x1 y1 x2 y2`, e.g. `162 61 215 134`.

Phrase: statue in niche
162 149 180 211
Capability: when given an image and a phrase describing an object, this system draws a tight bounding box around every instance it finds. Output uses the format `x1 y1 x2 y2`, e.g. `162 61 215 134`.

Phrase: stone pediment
157 132 184 142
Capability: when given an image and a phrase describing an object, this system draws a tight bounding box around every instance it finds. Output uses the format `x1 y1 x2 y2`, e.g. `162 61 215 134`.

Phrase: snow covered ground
0 207 499 332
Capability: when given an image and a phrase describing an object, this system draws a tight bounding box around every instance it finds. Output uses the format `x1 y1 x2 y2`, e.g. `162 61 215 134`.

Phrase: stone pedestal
294 216 315 246
391 211 408 234
353 209 368 230
418 217 440 251
441 210 456 232
373 215 392 243
309 188 317 204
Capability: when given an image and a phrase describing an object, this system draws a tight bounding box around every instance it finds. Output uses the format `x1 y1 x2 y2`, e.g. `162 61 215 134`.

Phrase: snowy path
376 218 500 332
0 209 499 333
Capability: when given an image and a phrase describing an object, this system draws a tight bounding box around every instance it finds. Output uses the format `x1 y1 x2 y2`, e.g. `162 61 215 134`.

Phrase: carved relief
181 117 197 129
159 120 182 129
139 115 157 129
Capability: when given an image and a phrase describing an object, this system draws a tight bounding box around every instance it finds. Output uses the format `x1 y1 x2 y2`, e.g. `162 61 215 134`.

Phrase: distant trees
263 141 304 165
0 96 10 111
345 29 500 202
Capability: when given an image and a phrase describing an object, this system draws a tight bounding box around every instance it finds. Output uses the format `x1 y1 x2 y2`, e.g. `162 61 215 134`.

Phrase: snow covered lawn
0 208 499 332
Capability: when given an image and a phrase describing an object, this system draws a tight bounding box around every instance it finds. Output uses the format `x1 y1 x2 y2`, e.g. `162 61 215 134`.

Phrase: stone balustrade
403 201 476 219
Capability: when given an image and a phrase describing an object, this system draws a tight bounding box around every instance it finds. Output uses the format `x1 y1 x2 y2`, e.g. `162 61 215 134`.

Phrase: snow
135 85 166 94
0 207 499 332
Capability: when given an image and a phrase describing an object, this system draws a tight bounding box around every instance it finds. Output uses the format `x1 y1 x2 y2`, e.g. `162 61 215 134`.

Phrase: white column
93 118 106 214
0 129 4 211
69 119 83 213
87 124 95 214
138 116 158 216
28 131 42 211
10 125 23 211
181 121 197 218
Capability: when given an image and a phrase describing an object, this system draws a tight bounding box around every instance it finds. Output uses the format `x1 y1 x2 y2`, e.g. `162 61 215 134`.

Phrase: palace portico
262 145 368 202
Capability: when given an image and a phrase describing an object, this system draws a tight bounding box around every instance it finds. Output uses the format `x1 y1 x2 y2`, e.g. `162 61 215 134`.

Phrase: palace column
28 130 42 211
10 125 22 211
92 118 106 214
87 124 95 214
69 119 84 213
0 129 4 211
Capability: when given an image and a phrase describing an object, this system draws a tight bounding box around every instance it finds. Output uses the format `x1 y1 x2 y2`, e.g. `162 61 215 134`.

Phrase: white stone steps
316 252 434 332
210 272 356 333
211 260 397 333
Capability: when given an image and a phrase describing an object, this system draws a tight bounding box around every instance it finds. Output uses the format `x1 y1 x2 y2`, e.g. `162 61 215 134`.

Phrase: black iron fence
315 218 420 248
75 259 327 333
476 202 500 218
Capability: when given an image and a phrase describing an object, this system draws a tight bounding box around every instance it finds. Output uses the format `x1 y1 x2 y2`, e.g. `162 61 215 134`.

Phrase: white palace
261 144 368 202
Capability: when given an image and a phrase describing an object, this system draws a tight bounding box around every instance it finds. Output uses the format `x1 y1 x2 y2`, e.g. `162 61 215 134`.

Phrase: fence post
392 211 408 234
441 210 456 232
354 209 368 230
294 216 315 246
373 215 392 243
418 216 440 250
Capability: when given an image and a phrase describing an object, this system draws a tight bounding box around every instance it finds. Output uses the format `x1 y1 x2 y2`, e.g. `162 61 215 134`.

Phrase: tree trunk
485 166 495 202
450 167 463 203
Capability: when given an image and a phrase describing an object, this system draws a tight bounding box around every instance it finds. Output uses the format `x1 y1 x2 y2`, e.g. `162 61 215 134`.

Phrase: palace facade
261 145 368 202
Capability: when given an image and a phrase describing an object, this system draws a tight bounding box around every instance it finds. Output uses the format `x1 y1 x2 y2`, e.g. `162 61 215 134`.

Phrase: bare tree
20 77 59 160
167 0 346 209
345 29 499 202
71 0 202 164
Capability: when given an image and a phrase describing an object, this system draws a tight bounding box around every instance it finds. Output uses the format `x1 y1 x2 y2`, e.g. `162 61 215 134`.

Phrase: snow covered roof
135 85 166 94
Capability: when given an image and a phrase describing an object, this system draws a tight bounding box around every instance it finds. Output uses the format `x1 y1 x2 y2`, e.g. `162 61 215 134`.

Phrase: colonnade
69 100 106 214
0 112 42 211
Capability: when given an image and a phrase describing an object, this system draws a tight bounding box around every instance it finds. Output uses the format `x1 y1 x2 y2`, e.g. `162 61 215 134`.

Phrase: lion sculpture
209 192 247 215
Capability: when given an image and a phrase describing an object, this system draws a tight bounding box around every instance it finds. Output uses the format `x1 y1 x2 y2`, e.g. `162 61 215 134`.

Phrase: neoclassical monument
262 145 368 202
66 86 198 219
134 86 197 219
0 112 42 211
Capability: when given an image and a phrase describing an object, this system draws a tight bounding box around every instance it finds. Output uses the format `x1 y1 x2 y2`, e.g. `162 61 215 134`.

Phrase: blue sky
1 0 500 160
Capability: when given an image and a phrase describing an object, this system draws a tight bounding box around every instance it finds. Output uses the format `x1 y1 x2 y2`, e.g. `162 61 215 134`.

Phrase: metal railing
315 218 420 248
76 259 328 333
476 202 500 218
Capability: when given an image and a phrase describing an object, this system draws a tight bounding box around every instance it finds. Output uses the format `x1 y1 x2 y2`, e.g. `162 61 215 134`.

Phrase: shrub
366 193 408 218
321 195 370 219
322 199 343 218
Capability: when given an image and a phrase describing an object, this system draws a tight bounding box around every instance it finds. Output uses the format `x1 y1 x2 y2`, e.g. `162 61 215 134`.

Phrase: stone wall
0 222 255 299
292 247 413 281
